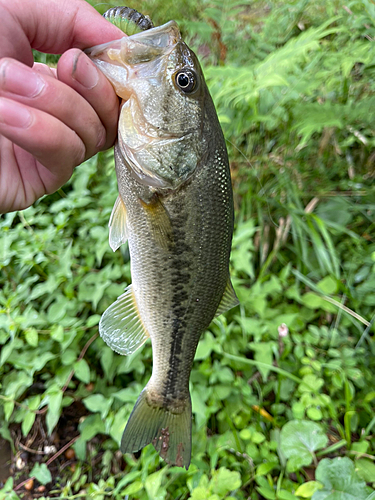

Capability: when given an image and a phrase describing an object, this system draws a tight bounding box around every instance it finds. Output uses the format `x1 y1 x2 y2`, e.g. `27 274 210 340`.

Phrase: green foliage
29 463 52 485
280 420 328 472
1 0 375 498
313 457 372 500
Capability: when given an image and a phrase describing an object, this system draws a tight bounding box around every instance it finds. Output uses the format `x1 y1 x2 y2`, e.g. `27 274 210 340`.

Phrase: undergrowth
1 0 374 498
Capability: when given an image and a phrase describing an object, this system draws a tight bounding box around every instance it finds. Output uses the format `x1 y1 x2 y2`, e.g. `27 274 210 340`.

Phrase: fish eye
175 69 197 93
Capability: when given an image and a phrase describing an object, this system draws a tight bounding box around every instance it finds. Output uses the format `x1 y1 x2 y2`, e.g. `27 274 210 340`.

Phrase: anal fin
109 195 128 252
215 277 239 317
99 284 149 355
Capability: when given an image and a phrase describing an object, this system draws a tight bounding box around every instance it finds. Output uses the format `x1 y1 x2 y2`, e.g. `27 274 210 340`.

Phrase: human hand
0 0 124 213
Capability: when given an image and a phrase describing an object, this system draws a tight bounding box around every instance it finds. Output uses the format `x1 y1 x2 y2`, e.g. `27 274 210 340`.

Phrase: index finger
0 0 124 65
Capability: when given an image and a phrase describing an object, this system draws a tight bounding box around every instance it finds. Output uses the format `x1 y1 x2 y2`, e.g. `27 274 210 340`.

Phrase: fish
86 7 239 469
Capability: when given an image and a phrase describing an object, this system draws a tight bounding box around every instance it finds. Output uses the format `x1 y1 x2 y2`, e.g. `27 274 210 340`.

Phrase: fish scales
87 8 238 468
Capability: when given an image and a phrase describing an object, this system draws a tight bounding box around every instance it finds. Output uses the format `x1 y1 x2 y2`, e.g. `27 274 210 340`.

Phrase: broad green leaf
51 324 64 342
299 375 324 393
21 411 36 436
278 490 297 500
307 407 323 421
355 459 375 483
123 481 144 496
257 462 277 476
195 332 215 360
0 477 19 500
317 276 338 295
280 420 328 472
249 342 275 381
0 342 14 367
114 471 142 495
210 467 241 496
145 468 167 499
74 359 90 384
73 436 87 461
100 347 114 380
46 390 63 435
313 457 370 500
256 486 276 500
24 328 38 347
82 394 113 419
295 481 323 498
79 414 106 441
29 463 52 485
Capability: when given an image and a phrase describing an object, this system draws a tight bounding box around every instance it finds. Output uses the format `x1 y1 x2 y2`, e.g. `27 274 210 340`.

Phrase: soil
2 400 127 498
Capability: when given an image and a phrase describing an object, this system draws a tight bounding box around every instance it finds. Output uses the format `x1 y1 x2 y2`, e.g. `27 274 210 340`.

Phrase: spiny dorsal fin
109 195 128 252
215 277 239 317
103 7 154 36
139 194 174 251
99 284 149 355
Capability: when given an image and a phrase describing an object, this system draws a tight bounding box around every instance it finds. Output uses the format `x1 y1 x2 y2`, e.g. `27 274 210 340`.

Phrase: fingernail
72 53 99 89
0 98 32 128
0 60 45 97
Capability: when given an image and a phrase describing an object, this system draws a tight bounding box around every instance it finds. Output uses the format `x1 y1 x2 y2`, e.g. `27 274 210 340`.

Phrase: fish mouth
87 21 192 189
85 21 181 100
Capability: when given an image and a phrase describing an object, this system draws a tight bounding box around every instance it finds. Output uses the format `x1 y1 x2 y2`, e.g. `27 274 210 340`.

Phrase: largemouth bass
87 7 238 469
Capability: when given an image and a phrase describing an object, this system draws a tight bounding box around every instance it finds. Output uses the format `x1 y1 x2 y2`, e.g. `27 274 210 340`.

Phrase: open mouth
86 21 181 98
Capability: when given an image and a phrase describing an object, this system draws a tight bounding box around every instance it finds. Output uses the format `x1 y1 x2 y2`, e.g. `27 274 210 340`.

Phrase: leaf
312 457 370 500
257 462 277 476
51 324 64 343
145 469 167 500
280 420 328 472
295 481 323 498
82 394 113 419
74 359 90 384
248 342 275 381
46 390 63 435
355 459 375 483
79 414 106 441
299 375 324 393
256 486 276 500
123 481 143 496
278 490 297 500
210 467 241 496
29 463 52 485
21 412 36 436
316 276 338 295
0 342 14 367
195 332 215 360
24 328 38 347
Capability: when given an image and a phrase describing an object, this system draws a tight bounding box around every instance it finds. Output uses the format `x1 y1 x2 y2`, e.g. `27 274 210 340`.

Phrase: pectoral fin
140 193 174 250
215 277 239 317
109 195 128 252
99 284 149 355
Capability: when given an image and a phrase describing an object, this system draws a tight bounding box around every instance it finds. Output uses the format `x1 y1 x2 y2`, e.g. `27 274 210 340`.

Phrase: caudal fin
120 389 192 469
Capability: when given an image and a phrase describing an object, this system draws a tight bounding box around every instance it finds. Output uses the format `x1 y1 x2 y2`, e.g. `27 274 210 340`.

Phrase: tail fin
120 389 192 469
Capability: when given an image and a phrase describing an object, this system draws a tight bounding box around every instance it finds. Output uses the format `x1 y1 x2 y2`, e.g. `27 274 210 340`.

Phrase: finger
33 62 57 78
1 0 124 63
0 136 58 212
0 97 85 183
57 49 120 150
0 58 106 158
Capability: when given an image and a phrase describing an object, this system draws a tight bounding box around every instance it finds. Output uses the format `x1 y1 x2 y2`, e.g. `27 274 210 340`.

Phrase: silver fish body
87 16 238 469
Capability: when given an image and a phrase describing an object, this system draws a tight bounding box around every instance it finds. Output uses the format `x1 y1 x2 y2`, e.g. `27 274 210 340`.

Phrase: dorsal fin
109 195 128 252
103 6 154 35
215 277 239 317
99 284 149 355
